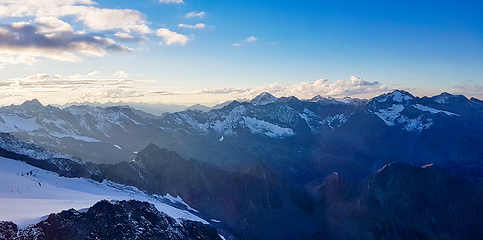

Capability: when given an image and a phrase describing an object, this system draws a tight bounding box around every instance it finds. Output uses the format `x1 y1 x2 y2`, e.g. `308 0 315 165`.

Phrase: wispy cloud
233 36 258 47
0 71 182 105
159 0 184 3
185 11 205 18
178 23 205 29
193 76 388 99
156 28 190 46
453 82 483 98
243 36 257 43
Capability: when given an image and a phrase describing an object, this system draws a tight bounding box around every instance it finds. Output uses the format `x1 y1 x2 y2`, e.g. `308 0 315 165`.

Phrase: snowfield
0 156 207 227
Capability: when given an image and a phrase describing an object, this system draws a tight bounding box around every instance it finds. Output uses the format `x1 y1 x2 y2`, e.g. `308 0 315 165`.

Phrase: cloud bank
0 75 388 105
0 71 180 105
194 76 388 100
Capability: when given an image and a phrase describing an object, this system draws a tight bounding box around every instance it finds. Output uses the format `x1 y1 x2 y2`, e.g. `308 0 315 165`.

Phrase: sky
0 0 482 106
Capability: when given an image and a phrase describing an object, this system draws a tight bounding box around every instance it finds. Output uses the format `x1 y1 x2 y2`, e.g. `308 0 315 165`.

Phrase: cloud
453 82 483 97
114 32 147 42
185 11 205 18
0 21 128 65
0 71 182 105
156 28 189 46
193 76 388 99
0 0 152 34
35 17 73 33
0 0 151 67
113 70 130 79
159 0 184 3
114 32 134 40
233 36 257 46
193 87 247 95
243 36 257 43
0 53 38 69
178 23 205 29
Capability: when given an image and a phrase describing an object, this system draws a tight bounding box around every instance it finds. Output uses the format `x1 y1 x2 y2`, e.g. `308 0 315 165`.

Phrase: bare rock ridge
0 200 222 240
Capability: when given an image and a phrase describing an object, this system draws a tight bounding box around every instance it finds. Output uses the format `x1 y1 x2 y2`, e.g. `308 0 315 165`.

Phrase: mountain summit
250 92 278 105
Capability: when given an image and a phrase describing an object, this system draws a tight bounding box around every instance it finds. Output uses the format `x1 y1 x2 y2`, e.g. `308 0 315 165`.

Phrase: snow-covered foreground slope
0 156 207 227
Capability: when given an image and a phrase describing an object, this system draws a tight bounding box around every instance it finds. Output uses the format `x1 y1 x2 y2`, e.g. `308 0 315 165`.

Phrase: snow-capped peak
250 92 278 106
390 90 413 102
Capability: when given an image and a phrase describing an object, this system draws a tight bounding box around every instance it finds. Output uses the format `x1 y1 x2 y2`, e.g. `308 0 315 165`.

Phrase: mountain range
1 90 483 239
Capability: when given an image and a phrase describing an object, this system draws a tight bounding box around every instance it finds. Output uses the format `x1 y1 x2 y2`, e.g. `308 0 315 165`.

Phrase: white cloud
0 0 152 34
243 36 257 43
194 76 388 99
159 0 184 3
185 11 205 18
156 28 189 46
178 23 205 29
113 71 130 79
0 53 39 69
233 43 242 47
34 17 73 33
0 0 150 68
0 71 182 105
114 32 134 40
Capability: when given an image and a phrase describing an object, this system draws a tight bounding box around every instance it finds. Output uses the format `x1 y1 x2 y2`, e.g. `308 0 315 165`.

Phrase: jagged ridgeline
0 200 221 240
0 90 482 176
0 90 483 239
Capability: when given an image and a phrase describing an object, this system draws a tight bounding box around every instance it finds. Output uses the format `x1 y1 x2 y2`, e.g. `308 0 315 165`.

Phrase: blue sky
0 0 482 105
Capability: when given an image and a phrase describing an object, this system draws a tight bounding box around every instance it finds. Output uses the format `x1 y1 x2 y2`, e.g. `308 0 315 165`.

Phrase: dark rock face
100 144 318 240
0 200 222 240
318 163 483 240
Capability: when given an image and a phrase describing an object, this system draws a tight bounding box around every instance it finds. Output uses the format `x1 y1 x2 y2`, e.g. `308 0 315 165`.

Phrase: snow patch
49 133 101 143
392 91 412 102
0 114 40 132
335 98 351 104
210 105 247 135
219 136 224 142
374 104 405 126
372 105 434 132
164 193 199 212
176 113 209 132
413 104 459 116
242 116 294 138
322 114 351 130
0 157 207 227
400 116 433 132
